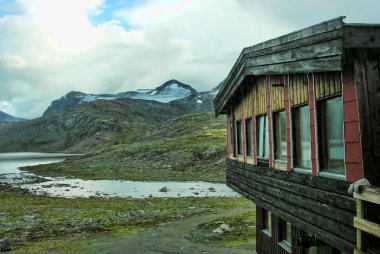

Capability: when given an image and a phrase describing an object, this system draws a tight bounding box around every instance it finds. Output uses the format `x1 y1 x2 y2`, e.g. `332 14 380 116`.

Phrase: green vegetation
23 113 228 182
195 210 257 248
0 184 254 253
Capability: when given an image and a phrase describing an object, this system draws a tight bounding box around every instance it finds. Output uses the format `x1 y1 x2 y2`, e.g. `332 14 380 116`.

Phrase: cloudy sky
0 0 379 119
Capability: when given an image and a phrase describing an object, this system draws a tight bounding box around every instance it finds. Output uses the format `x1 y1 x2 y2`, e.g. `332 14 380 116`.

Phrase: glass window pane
245 119 253 156
230 122 234 156
257 117 264 157
322 97 345 174
286 222 292 244
257 115 269 159
237 121 243 155
275 111 287 160
264 115 269 158
294 106 311 169
267 211 272 233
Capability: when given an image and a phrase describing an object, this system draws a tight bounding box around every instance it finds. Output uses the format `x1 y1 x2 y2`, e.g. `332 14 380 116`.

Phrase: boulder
0 238 11 252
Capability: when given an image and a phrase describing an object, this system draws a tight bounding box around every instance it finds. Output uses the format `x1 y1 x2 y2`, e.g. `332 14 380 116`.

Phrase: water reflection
0 152 239 199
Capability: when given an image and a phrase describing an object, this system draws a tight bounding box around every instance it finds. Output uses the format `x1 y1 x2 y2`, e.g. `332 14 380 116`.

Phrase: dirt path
80 208 256 254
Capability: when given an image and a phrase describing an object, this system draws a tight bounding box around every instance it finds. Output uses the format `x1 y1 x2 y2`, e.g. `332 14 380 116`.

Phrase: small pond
0 152 240 199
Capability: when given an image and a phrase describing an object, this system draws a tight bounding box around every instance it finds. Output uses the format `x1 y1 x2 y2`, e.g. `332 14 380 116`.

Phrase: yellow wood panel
255 76 267 115
244 85 254 118
354 187 380 205
314 72 342 100
271 75 285 111
235 99 243 120
290 74 308 106
354 217 380 238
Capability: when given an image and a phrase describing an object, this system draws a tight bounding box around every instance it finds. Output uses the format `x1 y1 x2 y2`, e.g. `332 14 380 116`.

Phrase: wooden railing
354 187 380 253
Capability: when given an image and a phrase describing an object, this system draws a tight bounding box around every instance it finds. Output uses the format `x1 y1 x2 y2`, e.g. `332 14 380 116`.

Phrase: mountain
169 80 224 113
0 98 187 152
43 79 198 116
0 111 25 124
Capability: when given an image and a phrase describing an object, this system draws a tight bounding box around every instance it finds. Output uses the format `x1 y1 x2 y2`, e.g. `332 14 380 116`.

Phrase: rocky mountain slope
169 81 224 113
43 79 199 116
0 111 25 124
0 98 187 152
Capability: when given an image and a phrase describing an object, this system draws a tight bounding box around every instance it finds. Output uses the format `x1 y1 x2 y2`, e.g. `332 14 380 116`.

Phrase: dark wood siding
256 207 292 254
353 52 380 186
226 159 356 253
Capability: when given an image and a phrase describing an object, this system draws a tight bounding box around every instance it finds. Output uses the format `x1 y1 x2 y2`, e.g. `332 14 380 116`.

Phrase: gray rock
159 186 168 192
219 223 230 232
205 233 221 240
208 187 216 192
22 215 37 222
0 238 11 252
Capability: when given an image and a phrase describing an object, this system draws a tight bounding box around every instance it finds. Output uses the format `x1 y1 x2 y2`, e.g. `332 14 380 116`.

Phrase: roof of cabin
213 17 380 115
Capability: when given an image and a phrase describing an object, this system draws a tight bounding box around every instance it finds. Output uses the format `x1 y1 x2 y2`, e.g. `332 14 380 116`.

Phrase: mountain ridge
0 98 188 152
0 111 25 124
43 79 201 116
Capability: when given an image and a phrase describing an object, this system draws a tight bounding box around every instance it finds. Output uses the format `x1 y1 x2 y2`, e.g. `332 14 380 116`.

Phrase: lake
0 152 239 199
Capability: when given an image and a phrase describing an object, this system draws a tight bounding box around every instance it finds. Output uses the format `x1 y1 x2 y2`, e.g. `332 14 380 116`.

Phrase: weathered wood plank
227 181 355 252
244 17 344 53
245 29 343 60
245 56 342 76
344 26 380 48
354 187 380 205
227 174 356 242
227 168 354 225
245 39 342 68
228 159 353 197
354 217 380 238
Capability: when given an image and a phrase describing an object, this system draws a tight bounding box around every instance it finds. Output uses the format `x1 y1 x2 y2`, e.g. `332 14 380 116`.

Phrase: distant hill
0 111 25 125
43 79 199 116
0 98 187 152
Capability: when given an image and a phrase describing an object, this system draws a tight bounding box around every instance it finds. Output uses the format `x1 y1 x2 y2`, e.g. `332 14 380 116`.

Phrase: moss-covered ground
0 184 255 253
1 113 258 253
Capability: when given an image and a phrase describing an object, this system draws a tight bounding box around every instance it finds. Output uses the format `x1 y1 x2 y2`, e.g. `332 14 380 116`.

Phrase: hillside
0 111 25 124
0 98 187 152
23 113 228 182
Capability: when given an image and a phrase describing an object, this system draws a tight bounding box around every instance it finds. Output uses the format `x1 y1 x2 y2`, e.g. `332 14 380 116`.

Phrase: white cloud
0 0 379 119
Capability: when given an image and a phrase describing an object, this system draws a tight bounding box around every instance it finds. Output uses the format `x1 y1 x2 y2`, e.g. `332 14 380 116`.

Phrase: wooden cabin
213 17 380 254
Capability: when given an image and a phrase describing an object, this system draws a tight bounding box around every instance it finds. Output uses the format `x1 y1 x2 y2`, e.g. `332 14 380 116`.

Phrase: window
245 118 253 156
229 122 235 157
293 105 311 169
318 97 344 175
263 209 272 235
279 219 292 247
274 111 287 161
257 115 269 159
236 121 243 155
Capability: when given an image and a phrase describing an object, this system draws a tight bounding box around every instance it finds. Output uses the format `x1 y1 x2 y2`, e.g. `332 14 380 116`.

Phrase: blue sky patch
0 0 24 18
89 0 146 30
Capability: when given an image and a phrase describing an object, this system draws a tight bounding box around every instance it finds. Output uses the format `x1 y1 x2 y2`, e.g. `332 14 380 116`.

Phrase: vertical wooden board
314 72 342 100
290 74 309 106
271 75 285 112
255 77 267 115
